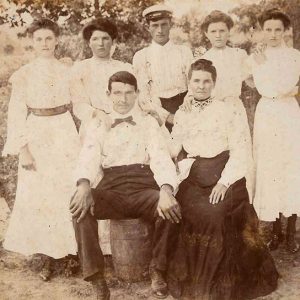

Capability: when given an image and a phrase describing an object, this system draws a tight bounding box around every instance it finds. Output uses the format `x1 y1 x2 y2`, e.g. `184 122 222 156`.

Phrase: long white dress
249 45 300 221
2 58 80 259
200 46 254 200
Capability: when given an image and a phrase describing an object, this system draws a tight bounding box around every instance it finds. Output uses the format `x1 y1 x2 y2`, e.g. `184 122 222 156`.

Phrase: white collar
151 39 173 50
110 105 140 120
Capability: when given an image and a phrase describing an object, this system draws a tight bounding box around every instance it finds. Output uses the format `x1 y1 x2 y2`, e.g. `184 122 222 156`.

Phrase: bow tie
111 116 136 128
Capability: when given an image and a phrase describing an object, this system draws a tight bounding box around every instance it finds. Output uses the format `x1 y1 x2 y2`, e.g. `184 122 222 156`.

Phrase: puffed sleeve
182 45 194 77
69 61 95 123
133 50 169 123
218 102 248 187
2 69 28 156
146 117 178 191
250 48 300 98
74 118 106 186
170 109 186 158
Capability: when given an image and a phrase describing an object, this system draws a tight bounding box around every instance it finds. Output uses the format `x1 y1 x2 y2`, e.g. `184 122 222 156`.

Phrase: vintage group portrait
0 0 300 299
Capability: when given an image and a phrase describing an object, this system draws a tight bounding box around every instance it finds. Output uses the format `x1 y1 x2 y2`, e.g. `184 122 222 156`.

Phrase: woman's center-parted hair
201 10 234 32
82 18 118 41
27 18 60 37
108 71 138 92
188 59 217 83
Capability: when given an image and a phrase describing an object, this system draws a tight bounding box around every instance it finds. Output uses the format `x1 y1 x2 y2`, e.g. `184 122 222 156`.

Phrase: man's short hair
82 18 118 41
201 10 234 32
188 59 217 83
108 71 138 91
27 18 60 37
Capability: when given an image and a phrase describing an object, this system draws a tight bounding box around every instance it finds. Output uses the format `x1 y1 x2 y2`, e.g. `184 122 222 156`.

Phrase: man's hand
148 109 164 126
180 94 193 112
209 183 228 205
70 180 94 223
92 109 111 130
157 185 181 223
20 144 36 171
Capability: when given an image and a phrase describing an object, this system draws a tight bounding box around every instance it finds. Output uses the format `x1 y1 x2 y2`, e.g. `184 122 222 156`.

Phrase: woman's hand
253 43 267 65
19 144 36 171
180 94 193 112
148 109 164 126
209 183 228 205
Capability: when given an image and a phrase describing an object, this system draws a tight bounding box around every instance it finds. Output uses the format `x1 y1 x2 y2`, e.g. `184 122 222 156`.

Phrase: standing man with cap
133 4 193 132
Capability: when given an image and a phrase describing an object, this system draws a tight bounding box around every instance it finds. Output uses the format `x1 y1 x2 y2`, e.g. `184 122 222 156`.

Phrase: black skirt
167 151 279 300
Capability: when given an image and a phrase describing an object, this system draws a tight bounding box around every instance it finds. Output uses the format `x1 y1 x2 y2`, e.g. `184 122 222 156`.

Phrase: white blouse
171 98 248 187
201 46 249 98
2 58 71 156
247 45 300 99
70 57 132 123
75 108 178 190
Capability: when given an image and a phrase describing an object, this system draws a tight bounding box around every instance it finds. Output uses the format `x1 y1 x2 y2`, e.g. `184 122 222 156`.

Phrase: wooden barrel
110 218 153 282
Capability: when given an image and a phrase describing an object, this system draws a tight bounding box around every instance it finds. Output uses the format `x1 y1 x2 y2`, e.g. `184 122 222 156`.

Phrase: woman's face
33 28 57 58
263 19 285 47
205 22 230 49
189 70 215 100
89 30 113 59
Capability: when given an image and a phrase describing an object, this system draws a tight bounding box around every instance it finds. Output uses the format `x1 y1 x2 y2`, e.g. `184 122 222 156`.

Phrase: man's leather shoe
91 278 110 300
150 267 168 299
286 234 300 253
267 234 284 251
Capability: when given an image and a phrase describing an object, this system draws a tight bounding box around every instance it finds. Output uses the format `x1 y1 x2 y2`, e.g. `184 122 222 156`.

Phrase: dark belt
27 104 70 116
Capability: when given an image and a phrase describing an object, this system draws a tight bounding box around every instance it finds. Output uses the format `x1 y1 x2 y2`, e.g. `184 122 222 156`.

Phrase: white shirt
75 108 178 190
171 98 248 187
201 46 249 99
70 57 132 122
133 41 193 121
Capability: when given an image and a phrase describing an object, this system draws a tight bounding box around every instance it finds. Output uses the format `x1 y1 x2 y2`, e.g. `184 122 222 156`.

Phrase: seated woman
167 59 278 299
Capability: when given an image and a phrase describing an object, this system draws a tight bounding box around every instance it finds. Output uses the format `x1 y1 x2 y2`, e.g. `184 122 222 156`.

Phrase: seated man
70 71 181 300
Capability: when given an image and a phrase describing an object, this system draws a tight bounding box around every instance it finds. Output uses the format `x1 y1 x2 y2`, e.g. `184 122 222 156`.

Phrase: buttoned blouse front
201 46 248 98
172 99 248 186
70 57 132 121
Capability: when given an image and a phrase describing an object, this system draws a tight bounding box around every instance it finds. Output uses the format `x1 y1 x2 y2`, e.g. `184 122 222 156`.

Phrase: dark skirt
168 151 279 300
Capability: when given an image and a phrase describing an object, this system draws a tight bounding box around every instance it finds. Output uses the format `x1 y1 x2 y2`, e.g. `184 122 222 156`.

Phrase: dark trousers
73 164 176 281
160 91 187 132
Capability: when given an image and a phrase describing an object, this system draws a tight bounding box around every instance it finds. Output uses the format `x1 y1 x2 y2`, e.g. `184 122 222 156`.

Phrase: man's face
89 30 113 59
205 22 230 49
148 18 171 45
108 82 138 114
189 70 215 100
33 28 57 58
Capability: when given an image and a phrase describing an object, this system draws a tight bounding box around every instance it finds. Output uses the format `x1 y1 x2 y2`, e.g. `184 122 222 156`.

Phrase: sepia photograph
0 0 300 299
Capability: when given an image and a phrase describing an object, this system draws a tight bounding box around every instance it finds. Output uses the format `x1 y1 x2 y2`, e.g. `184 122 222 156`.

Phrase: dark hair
188 59 217 83
108 71 138 91
258 8 291 30
27 18 60 37
201 10 234 32
82 18 118 41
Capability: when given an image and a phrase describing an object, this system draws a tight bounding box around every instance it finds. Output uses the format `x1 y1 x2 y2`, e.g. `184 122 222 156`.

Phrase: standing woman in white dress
249 9 300 253
2 19 80 280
